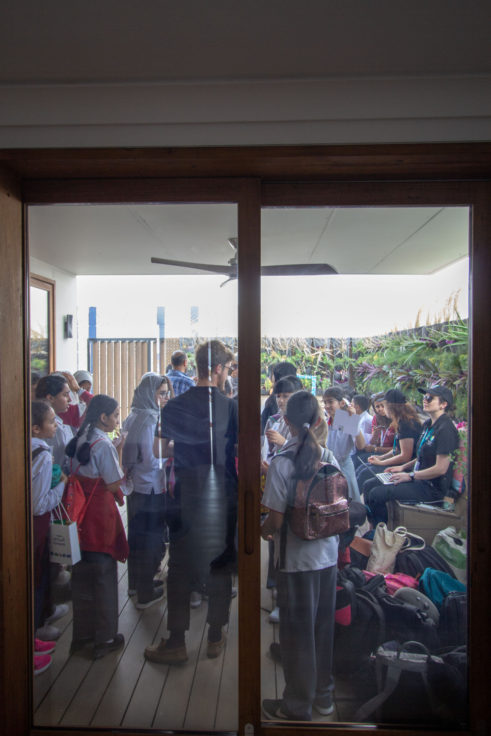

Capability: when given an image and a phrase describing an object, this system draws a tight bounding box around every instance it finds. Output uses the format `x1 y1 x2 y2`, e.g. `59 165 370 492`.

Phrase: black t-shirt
159 386 238 480
416 413 459 495
394 419 421 459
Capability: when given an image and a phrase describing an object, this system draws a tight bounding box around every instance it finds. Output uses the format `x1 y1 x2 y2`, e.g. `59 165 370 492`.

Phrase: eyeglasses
423 394 436 402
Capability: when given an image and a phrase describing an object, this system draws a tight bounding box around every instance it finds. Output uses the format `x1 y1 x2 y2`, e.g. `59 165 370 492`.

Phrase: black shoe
70 637 92 655
262 699 311 721
93 633 125 660
262 699 290 720
135 588 164 610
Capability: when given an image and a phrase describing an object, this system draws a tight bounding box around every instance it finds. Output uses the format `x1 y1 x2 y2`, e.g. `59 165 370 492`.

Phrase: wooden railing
88 337 181 419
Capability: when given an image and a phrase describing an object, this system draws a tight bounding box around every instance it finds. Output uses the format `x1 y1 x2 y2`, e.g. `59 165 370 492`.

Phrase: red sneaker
34 654 52 675
35 638 56 655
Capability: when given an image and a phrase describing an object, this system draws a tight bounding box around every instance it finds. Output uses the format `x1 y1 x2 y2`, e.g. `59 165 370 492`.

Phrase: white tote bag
367 523 409 574
49 505 81 565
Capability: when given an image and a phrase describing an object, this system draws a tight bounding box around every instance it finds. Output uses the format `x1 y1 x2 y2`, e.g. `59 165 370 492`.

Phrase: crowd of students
259 363 460 720
30 353 460 723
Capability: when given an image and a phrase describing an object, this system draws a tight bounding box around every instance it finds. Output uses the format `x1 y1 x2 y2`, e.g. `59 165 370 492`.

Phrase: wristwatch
408 471 415 481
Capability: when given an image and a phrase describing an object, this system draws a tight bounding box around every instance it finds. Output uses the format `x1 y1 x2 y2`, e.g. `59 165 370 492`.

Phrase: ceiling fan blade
260 263 338 276
151 256 231 275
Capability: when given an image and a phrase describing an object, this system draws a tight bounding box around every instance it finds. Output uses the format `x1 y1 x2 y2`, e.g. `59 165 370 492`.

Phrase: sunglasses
423 394 437 402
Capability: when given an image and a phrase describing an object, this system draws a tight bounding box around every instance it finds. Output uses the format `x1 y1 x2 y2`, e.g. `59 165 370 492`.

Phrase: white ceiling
28 204 469 276
2 1 491 84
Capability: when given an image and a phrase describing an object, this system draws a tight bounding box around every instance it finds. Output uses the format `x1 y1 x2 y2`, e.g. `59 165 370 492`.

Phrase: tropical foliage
259 319 468 420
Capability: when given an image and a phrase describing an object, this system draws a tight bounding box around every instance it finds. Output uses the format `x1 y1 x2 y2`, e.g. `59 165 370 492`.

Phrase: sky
76 256 468 355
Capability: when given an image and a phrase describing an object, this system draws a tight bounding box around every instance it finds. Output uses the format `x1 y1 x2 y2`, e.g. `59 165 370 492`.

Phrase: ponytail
285 391 322 480
65 394 118 466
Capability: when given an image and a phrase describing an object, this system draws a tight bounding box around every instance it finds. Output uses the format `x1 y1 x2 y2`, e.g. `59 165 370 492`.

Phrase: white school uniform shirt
121 414 166 494
358 410 373 444
262 437 339 572
31 437 65 516
45 415 73 470
71 428 124 485
326 412 356 463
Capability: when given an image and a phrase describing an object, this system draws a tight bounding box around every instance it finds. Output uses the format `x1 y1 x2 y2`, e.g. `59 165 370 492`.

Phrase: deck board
34 539 355 730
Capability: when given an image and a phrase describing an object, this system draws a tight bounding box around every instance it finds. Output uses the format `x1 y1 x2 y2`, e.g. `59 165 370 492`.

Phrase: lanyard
417 426 434 457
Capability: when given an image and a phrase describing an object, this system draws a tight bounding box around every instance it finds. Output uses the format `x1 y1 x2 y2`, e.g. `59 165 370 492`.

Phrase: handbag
367 524 409 574
49 503 81 565
432 526 467 584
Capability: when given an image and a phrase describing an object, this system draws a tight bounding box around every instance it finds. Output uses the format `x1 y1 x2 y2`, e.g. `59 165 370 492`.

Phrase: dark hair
31 399 52 427
273 361 297 382
371 392 391 428
273 375 303 395
386 401 421 433
323 386 344 402
195 340 234 379
66 394 118 465
171 350 187 368
285 391 321 480
35 374 67 399
353 394 369 412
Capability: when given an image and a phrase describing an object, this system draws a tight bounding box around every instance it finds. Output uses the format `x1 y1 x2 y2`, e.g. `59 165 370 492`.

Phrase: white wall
30 257 79 372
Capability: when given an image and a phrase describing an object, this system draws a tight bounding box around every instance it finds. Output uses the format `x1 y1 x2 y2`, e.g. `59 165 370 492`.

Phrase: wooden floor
34 537 359 730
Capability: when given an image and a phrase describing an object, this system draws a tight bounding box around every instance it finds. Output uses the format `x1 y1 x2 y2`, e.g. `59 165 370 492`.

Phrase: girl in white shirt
122 373 173 609
65 395 128 659
31 400 67 671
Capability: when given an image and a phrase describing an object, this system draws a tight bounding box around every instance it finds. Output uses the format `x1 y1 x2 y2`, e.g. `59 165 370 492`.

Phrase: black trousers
71 551 118 644
166 532 232 634
127 491 167 602
278 564 337 720
364 477 442 525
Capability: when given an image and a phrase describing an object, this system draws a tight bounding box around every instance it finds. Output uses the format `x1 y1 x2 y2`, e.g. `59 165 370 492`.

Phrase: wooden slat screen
88 338 181 420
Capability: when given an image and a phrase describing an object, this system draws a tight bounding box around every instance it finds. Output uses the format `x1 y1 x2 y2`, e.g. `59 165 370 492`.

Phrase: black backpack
333 570 386 675
394 545 456 579
334 565 440 677
439 591 467 648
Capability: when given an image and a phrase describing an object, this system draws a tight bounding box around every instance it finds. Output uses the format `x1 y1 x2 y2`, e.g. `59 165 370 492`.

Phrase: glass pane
30 284 50 378
260 206 469 728
29 203 238 731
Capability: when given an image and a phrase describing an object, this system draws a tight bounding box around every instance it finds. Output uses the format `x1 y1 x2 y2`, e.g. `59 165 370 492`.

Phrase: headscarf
74 370 93 388
122 373 166 470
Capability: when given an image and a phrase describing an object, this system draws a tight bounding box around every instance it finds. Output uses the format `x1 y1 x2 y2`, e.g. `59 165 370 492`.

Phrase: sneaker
313 702 334 716
135 589 164 610
34 654 52 675
35 638 56 655
207 633 226 659
190 591 202 608
262 699 290 720
35 624 61 641
144 638 188 665
268 606 280 624
45 604 69 625
129 581 163 598
93 633 125 660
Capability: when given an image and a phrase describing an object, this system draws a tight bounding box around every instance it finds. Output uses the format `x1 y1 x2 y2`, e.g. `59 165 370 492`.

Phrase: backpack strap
32 445 49 461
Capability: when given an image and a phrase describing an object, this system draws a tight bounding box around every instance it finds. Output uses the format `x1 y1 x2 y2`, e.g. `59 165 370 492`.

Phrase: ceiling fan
151 237 338 286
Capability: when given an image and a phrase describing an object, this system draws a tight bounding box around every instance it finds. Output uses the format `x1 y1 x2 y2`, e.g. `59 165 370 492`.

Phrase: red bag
61 475 86 523
363 569 419 595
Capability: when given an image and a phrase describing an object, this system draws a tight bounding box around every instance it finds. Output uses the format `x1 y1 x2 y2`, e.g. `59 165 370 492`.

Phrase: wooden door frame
0 144 490 736
29 273 56 374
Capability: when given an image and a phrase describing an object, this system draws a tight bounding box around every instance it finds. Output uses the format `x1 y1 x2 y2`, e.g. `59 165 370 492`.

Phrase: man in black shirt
145 340 237 665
